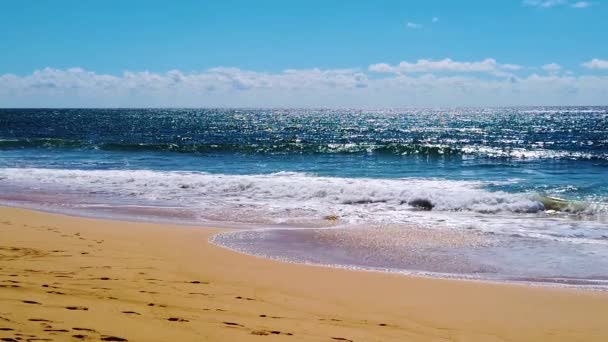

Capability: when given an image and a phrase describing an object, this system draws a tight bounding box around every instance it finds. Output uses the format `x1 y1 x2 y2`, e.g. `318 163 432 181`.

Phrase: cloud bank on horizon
2 58 607 107
1 0 607 107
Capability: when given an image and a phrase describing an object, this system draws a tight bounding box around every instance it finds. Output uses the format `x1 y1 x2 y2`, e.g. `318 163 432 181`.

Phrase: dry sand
1 206 607 342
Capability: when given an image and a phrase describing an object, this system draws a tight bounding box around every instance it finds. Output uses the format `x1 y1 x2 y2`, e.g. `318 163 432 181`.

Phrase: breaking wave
0 138 605 160
0 167 605 218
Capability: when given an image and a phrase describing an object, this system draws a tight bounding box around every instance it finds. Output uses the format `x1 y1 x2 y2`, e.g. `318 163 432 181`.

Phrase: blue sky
1 0 607 107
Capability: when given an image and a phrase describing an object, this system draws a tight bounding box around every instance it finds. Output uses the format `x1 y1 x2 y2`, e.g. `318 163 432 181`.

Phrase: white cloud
582 58 608 69
523 0 595 7
1 65 608 107
432 17 439 23
571 1 593 7
406 22 422 29
368 58 521 74
542 63 562 73
524 0 567 7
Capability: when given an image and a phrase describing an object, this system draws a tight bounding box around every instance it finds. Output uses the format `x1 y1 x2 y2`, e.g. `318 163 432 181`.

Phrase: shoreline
3 167 608 289
4 199 608 291
1 206 608 341
211 231 608 292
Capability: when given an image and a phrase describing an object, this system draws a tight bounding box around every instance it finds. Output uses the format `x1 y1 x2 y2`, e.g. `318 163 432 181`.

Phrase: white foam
0 167 606 243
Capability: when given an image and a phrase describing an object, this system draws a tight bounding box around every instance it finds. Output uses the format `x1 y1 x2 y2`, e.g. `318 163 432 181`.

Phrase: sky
1 0 607 107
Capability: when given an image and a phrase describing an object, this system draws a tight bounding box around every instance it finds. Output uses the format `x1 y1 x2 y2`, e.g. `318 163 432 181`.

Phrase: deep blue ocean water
1 107 607 287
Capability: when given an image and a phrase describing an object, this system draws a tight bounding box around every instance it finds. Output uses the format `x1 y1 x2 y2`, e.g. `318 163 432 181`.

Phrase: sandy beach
1 206 607 342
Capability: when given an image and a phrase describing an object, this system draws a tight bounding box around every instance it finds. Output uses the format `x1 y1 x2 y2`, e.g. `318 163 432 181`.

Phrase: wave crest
0 138 605 160
0 167 588 216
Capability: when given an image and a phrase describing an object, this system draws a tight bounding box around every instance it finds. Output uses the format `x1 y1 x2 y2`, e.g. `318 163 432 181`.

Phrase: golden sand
1 206 607 341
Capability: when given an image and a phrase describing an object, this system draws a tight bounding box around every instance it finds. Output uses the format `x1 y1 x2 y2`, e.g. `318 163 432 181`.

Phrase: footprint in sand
100 336 127 341
121 311 141 315
222 322 243 327
251 330 292 336
65 306 88 311
251 330 270 336
167 317 189 322
259 314 283 319
46 291 65 295
188 280 208 284
269 331 287 335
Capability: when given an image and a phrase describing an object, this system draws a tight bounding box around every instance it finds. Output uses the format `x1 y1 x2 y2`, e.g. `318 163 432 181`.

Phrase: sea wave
0 167 605 216
0 138 605 160
1 167 607 244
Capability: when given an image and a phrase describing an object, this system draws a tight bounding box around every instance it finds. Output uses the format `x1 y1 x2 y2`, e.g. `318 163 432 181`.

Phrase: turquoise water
1 108 607 287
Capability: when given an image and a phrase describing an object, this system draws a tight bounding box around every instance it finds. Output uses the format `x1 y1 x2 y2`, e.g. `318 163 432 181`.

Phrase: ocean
1 107 607 287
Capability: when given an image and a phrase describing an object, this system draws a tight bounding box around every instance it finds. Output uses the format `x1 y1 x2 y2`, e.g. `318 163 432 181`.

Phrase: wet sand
1 206 607 341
